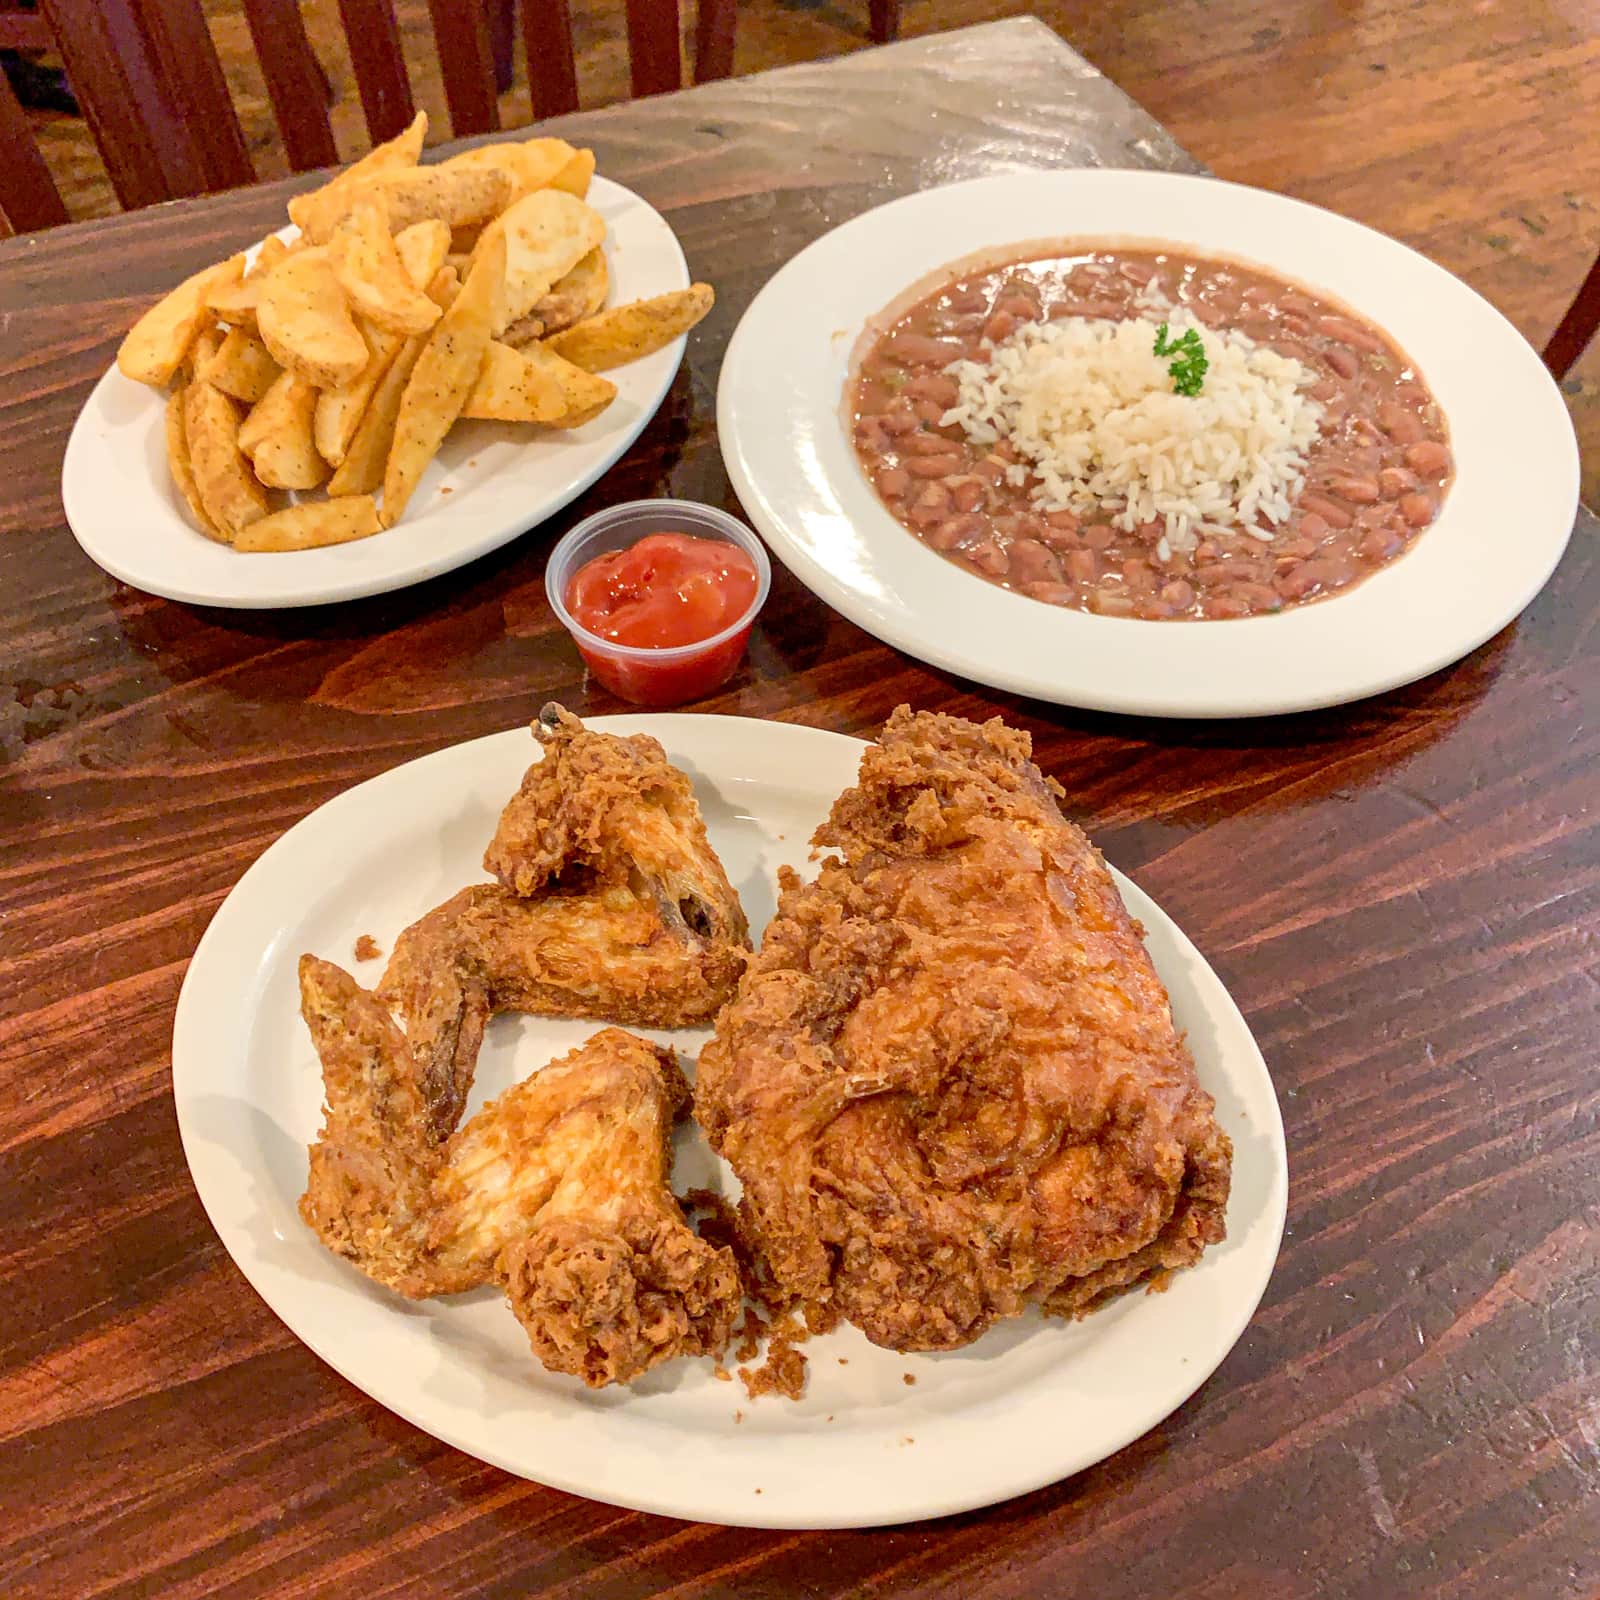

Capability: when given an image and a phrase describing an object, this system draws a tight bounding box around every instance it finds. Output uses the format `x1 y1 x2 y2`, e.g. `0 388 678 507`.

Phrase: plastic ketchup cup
545 501 771 707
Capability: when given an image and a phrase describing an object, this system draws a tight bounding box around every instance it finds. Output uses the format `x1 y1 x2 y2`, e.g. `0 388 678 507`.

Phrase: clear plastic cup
545 499 771 707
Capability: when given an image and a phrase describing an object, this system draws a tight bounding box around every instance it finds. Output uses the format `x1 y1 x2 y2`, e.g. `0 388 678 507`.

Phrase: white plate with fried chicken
173 705 1287 1528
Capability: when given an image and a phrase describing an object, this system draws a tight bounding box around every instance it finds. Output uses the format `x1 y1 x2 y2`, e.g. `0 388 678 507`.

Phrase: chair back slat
242 0 340 171
43 0 253 208
625 0 682 101
0 63 69 235
425 0 501 137
523 0 580 119
334 0 416 142
693 0 736 84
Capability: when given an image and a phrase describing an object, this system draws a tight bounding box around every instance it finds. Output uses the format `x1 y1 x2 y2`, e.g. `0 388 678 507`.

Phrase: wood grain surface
2 21 1597 1598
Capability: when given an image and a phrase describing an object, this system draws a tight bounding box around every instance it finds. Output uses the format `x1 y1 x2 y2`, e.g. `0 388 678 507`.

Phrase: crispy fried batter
299 988 739 1385
697 707 1232 1353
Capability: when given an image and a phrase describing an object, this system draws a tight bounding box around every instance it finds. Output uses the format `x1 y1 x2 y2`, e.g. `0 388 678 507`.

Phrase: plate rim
172 712 1288 1527
717 168 1579 719
62 175 689 611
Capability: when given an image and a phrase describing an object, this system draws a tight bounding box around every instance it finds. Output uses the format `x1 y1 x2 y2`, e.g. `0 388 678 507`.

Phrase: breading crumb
740 1340 806 1401
902 1373 916 1386
714 1365 731 1382
353 934 381 961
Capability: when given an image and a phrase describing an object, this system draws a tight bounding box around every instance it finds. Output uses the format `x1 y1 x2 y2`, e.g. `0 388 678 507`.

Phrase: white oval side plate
717 170 1579 717
64 177 688 609
172 715 1287 1528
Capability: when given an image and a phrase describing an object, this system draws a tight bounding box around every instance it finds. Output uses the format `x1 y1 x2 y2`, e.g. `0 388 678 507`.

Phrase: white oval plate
173 715 1286 1528
717 170 1579 718
64 177 688 609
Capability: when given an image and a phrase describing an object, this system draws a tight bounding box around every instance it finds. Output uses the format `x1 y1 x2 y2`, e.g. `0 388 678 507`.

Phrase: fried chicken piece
697 707 1232 1353
299 965 739 1385
376 704 750 1138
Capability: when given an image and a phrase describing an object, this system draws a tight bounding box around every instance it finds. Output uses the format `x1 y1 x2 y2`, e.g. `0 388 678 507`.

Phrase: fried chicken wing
299 958 738 1385
697 707 1232 1353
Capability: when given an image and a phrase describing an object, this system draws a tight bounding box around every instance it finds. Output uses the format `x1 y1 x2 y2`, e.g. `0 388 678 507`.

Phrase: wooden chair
1543 249 1600 383
0 0 736 235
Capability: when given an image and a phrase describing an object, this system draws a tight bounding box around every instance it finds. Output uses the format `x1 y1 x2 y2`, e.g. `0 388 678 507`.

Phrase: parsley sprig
1153 323 1208 397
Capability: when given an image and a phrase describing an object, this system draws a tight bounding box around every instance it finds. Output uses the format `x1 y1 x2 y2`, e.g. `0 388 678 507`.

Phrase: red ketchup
564 532 761 706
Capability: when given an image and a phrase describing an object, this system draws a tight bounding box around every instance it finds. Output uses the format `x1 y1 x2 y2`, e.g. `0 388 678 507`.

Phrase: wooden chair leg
868 0 900 45
1544 249 1600 382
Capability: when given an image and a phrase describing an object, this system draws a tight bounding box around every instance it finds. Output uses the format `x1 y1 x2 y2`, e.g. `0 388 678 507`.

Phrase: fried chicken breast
696 707 1232 1353
299 955 738 1387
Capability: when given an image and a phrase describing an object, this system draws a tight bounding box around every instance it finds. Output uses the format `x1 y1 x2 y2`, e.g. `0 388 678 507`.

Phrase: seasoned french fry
440 137 576 199
184 380 270 537
504 246 608 346
165 383 226 542
394 219 452 292
382 236 503 524
117 255 246 386
331 201 443 335
257 246 369 387
544 284 714 372
474 189 605 335
252 235 291 278
232 495 382 552
327 267 459 497
240 371 328 490
293 164 511 246
461 340 569 422
550 146 596 198
202 326 282 404
287 112 428 237
187 326 224 381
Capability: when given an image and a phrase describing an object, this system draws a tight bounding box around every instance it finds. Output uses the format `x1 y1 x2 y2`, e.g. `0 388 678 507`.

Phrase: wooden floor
19 0 1600 501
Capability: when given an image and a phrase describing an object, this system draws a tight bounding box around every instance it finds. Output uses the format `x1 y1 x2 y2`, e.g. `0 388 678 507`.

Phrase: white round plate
717 170 1579 718
64 177 688 609
173 715 1286 1528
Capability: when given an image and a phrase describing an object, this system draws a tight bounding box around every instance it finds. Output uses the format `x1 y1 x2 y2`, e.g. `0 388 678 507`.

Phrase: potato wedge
201 326 281 404
187 326 224 381
550 146 596 198
504 246 608 346
257 246 369 387
544 283 714 372
461 340 568 422
440 136 576 199
394 219 452 292
475 188 605 335
382 235 503 525
165 383 226 542
331 201 443 335
293 164 511 246
252 234 291 278
232 495 382 552
287 111 428 237
240 371 327 490
117 255 246 386
184 380 270 537
315 227 445 465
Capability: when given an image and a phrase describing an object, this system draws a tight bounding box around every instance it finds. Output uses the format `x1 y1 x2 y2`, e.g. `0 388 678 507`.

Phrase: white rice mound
942 313 1325 553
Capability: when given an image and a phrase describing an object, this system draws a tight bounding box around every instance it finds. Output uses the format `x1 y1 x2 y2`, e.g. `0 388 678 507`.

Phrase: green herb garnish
1153 323 1208 397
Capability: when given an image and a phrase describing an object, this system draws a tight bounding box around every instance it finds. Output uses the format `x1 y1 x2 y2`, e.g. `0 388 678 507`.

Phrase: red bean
1378 466 1417 499
1091 591 1136 617
1134 597 1176 620
1309 379 1341 401
1065 549 1099 583
875 466 910 500
1323 347 1359 379
1044 509 1080 534
1119 260 1155 285
1298 493 1354 529
1404 440 1451 476
905 431 955 455
1279 312 1313 337
1206 595 1253 619
907 453 963 479
1317 314 1386 354
1376 402 1426 444
885 332 965 366
1008 539 1063 586
913 399 946 424
1122 558 1155 592
904 374 959 408
963 539 1009 576
927 513 986 550
950 478 985 512
1360 523 1404 562
984 311 1018 343
906 483 951 527
855 415 889 452
882 406 920 437
1398 493 1436 528
947 288 987 314
1329 476 1380 505
1297 513 1330 542
1083 523 1115 550
1024 582 1079 605
1159 579 1195 609
1224 581 1287 610
995 293 1039 320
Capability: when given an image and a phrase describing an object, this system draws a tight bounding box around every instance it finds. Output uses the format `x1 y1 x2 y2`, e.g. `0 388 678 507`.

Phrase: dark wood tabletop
2 18 1596 1598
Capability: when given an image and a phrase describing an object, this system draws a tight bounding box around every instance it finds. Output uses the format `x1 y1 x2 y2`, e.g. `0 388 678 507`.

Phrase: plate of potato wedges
63 115 714 608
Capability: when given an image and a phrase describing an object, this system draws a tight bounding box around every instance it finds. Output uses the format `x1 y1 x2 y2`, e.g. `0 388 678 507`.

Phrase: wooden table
3 19 1596 1597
